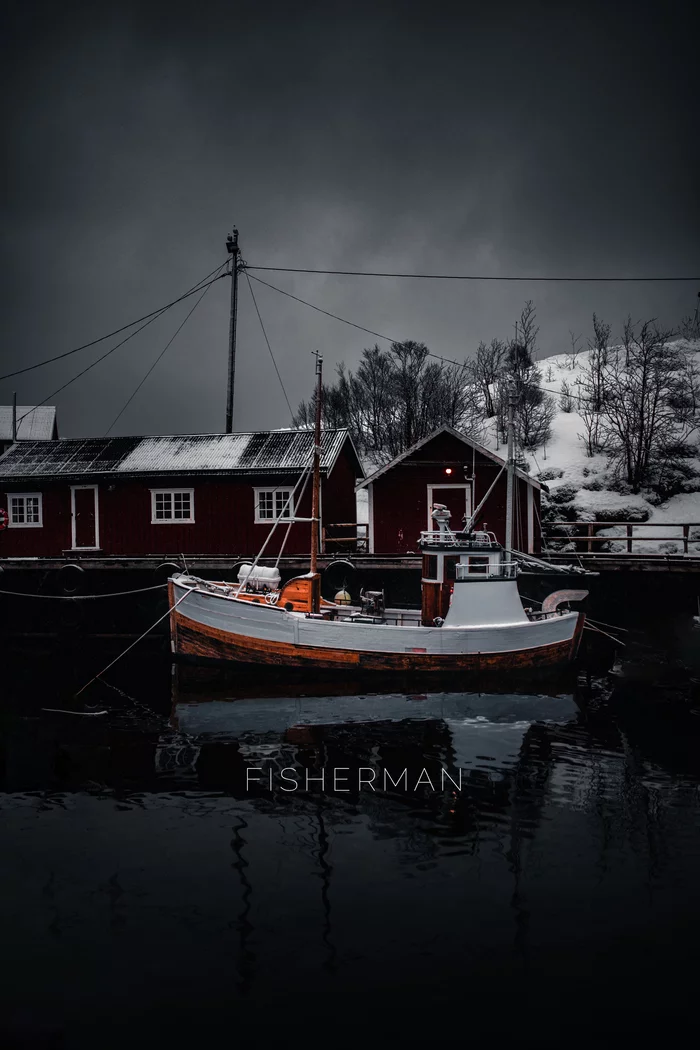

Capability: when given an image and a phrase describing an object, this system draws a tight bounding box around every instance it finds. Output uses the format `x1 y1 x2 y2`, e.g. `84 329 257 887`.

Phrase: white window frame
426 483 472 531
70 485 100 550
150 487 195 525
6 492 43 529
254 486 295 524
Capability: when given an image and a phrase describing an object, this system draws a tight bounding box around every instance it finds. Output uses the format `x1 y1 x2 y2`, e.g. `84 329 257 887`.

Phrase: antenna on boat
309 350 323 612
505 384 516 558
225 226 240 433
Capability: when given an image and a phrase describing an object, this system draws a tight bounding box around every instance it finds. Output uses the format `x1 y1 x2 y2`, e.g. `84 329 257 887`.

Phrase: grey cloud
1 0 697 436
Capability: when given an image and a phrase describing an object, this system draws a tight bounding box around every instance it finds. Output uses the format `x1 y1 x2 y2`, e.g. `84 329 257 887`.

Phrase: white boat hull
168 580 585 673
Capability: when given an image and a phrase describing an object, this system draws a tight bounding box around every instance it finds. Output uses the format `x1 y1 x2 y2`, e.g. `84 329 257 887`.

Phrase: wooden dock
2 521 700 585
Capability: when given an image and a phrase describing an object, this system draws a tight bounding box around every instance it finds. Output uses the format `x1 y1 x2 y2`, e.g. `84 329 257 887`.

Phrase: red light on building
444 467 452 475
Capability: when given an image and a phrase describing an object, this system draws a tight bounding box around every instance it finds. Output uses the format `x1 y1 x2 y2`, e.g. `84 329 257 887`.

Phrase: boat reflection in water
165 664 580 811
162 667 586 1008
5 657 700 1046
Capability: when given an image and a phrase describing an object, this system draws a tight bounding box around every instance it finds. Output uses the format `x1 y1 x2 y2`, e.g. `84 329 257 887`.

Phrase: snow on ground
480 344 700 553
350 342 700 552
356 486 369 524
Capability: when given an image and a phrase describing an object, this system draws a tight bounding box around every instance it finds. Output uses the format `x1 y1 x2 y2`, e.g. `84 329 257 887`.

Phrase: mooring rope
0 583 168 600
520 593 628 635
584 621 627 646
74 586 191 698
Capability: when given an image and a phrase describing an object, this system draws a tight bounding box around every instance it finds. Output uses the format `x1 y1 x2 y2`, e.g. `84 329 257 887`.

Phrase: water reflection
3 654 700 1045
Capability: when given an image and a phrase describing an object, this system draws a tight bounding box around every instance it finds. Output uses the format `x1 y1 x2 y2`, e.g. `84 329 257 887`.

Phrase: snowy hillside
479 344 700 554
352 340 700 554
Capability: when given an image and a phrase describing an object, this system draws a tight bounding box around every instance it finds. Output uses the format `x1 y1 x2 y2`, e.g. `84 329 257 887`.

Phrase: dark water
2 629 700 1047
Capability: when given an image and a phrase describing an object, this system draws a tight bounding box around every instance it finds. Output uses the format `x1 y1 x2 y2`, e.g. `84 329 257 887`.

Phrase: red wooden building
0 430 362 560
357 425 542 555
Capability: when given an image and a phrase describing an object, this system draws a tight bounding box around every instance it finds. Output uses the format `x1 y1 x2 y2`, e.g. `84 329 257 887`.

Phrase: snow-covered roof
356 425 540 490
0 405 57 441
0 429 362 480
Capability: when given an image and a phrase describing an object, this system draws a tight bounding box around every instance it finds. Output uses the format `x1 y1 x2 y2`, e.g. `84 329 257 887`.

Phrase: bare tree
294 340 484 466
679 297 700 341
576 313 611 455
597 320 693 491
497 302 555 451
560 379 574 413
469 338 506 417
565 330 582 370
515 300 539 362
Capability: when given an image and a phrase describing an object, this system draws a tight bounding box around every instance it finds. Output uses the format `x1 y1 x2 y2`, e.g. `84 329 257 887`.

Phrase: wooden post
310 352 323 613
684 524 689 554
587 523 593 553
505 388 516 557
626 524 633 553
225 227 240 434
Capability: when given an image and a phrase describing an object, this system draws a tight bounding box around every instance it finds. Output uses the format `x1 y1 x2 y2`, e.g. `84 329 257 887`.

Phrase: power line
243 270 295 422
16 267 228 427
105 262 229 435
17 311 169 427
246 269 682 412
245 269 471 371
246 265 700 282
245 270 400 346
0 263 228 382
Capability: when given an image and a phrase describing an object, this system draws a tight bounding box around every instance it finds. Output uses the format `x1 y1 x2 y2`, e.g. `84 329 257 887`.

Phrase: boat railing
419 529 499 548
454 560 518 580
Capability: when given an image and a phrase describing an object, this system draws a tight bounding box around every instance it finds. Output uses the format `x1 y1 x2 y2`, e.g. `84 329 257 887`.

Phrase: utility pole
225 227 240 433
505 386 516 558
12 391 17 443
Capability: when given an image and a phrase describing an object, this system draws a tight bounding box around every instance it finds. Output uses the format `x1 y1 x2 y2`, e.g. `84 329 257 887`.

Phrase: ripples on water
2 650 700 1046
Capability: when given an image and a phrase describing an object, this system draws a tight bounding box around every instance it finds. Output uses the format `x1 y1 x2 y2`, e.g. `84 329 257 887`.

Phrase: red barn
358 425 542 555
0 430 362 560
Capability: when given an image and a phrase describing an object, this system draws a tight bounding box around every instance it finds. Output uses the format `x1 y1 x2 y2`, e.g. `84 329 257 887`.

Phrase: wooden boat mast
310 351 323 610
505 385 516 558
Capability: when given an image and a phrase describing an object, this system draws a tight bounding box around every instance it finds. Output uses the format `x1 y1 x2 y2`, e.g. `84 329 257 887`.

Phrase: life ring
0 507 8 531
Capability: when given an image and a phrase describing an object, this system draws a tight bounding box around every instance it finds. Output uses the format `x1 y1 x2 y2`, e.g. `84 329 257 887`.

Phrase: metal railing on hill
543 520 700 555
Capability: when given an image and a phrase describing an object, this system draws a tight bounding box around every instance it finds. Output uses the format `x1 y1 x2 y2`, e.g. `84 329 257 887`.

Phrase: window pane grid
11 496 25 524
152 491 193 522
258 492 274 519
275 491 291 518
256 489 292 521
8 494 42 526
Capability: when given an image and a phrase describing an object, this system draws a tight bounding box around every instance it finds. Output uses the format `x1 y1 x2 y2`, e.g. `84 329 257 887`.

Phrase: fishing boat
168 356 587 672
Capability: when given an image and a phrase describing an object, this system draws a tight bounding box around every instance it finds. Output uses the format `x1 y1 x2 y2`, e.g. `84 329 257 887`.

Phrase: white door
426 484 472 531
71 485 100 549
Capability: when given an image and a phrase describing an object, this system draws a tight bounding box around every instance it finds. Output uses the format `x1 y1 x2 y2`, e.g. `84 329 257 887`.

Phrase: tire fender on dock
57 563 86 596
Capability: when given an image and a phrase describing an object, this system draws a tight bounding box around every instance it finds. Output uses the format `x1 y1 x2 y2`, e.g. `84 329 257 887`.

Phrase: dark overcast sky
1 0 697 437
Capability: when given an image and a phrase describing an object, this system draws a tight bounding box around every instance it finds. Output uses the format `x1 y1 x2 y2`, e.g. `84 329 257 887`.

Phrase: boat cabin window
445 556 460 580
467 556 490 574
254 487 294 523
422 555 438 581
